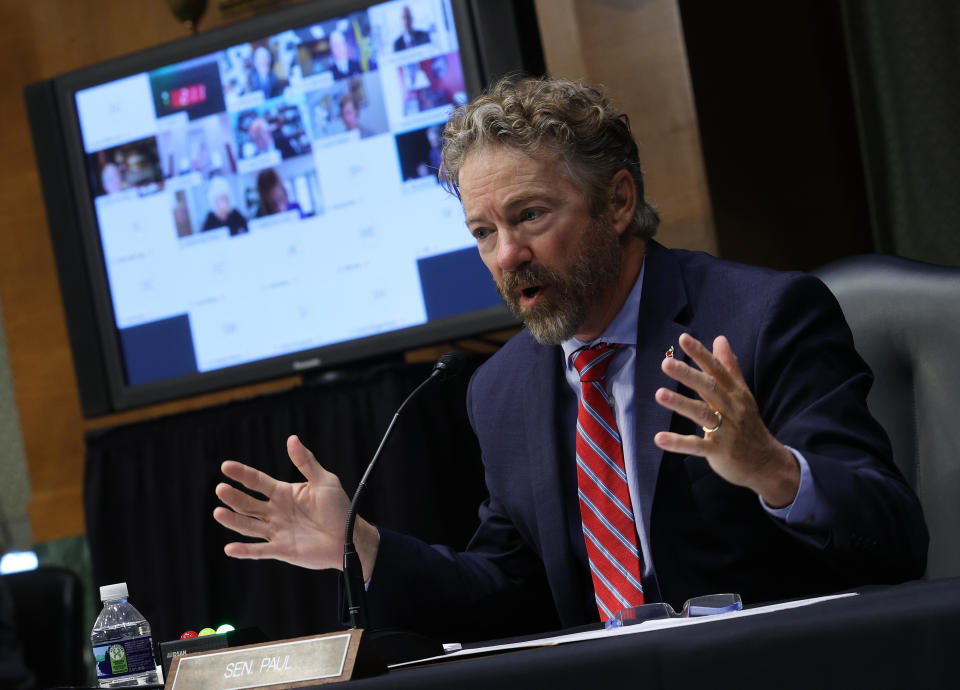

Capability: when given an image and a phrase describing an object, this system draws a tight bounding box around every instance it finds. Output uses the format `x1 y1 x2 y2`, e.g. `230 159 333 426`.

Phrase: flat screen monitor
26 0 543 416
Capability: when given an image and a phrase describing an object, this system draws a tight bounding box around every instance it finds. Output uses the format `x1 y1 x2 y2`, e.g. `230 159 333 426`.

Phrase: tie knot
572 343 619 382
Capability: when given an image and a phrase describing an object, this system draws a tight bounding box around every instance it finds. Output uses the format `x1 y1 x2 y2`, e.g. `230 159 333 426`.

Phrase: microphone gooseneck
343 352 465 629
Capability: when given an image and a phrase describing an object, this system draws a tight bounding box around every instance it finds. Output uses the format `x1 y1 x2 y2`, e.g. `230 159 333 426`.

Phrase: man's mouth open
518 285 544 308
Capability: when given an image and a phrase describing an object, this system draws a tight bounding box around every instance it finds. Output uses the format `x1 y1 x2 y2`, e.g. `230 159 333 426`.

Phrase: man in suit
213 76 927 641
328 30 361 81
393 6 431 52
248 45 285 100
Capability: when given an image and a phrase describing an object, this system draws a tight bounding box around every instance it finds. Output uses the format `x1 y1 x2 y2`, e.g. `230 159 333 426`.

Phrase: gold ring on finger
702 410 723 435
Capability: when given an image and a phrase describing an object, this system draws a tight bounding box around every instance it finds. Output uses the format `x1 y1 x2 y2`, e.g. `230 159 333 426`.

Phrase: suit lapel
632 242 696 547
524 344 565 524
522 341 593 622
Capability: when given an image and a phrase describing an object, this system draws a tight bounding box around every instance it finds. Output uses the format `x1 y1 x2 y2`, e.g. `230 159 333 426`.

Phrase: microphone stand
343 353 462 630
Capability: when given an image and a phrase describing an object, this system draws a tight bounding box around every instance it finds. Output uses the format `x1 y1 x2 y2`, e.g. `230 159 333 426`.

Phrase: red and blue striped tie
572 343 644 621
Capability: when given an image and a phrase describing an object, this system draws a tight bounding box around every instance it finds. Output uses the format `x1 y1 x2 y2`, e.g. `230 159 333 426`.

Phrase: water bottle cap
100 582 129 601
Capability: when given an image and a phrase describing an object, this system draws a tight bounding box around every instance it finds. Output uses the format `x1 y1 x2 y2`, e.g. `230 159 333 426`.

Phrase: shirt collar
562 260 645 367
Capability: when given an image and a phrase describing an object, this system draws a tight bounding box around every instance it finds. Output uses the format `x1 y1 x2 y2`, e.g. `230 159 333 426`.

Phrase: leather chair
2 565 87 688
813 254 960 578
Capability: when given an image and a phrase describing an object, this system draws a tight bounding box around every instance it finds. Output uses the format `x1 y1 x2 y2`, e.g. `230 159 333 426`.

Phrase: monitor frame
25 0 543 417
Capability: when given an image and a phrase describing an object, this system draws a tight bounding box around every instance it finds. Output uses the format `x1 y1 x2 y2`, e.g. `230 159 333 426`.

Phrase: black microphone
431 350 465 380
343 351 465 630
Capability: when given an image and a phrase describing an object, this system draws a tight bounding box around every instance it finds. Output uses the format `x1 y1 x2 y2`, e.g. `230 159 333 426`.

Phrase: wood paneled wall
535 0 716 254
0 0 713 543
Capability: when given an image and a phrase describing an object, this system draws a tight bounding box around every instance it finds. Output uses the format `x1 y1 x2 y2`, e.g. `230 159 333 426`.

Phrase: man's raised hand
213 434 379 580
653 333 800 508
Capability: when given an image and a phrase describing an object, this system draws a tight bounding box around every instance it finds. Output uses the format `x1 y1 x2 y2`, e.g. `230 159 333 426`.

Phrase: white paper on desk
392 592 858 669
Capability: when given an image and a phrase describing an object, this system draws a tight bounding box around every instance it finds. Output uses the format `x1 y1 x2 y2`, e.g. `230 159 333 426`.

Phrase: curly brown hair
439 75 659 239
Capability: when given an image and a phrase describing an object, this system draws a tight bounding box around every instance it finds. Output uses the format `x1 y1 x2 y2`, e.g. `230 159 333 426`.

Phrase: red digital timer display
169 84 207 108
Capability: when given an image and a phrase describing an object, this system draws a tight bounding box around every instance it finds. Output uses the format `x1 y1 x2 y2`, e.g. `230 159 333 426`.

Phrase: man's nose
497 232 532 272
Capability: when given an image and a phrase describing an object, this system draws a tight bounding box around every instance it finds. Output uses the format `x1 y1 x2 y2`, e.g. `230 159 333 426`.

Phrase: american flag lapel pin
665 345 675 358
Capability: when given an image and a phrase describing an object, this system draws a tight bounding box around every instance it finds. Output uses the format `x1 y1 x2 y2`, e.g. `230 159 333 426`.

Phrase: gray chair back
814 254 960 578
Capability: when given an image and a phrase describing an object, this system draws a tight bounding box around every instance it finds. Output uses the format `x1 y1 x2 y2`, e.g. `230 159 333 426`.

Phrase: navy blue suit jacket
367 241 927 640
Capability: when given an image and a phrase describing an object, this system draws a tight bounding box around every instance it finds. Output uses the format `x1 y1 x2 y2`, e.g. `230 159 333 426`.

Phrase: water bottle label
93 635 156 680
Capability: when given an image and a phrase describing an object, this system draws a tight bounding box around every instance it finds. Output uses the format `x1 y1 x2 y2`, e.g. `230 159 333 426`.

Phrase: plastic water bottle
91 582 160 687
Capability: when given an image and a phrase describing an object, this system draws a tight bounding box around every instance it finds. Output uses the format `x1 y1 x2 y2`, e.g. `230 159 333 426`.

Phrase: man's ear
608 169 637 236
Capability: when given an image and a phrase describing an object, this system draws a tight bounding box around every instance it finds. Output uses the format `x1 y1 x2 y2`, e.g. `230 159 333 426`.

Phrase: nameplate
164 629 382 689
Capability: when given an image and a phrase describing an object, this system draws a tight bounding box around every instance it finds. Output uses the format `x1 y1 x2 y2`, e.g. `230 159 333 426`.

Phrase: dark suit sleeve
653 262 927 608
366 509 558 640
364 364 559 641
751 274 928 581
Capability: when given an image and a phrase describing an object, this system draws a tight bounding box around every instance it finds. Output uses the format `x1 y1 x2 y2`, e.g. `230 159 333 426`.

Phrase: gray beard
496 220 622 345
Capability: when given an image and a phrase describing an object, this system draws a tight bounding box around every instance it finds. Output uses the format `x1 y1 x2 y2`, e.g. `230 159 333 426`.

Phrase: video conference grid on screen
73 0 496 385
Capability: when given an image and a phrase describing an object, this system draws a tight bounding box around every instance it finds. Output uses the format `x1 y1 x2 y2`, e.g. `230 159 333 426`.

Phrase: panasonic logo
292 358 321 371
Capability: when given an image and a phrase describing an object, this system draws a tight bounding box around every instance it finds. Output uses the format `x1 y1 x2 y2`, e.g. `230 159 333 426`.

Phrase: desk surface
340 577 957 690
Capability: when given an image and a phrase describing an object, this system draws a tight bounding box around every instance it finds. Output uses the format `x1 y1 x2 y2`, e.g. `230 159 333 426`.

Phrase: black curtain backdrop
840 0 960 266
679 0 960 270
677 0 874 272
84 359 487 644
